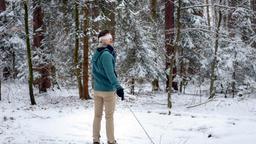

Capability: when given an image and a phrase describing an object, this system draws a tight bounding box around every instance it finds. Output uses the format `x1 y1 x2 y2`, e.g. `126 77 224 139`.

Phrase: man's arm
101 52 122 90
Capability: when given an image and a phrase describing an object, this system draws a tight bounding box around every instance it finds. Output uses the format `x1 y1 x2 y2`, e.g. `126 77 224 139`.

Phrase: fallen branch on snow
186 98 216 108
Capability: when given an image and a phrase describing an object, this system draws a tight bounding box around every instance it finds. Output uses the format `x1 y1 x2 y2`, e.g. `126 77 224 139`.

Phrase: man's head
98 30 113 45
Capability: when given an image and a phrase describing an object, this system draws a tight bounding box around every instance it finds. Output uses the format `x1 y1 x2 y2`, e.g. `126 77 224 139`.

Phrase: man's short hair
98 30 110 39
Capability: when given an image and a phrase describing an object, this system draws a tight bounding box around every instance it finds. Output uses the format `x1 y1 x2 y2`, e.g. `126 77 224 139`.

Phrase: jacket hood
97 45 114 52
92 45 115 63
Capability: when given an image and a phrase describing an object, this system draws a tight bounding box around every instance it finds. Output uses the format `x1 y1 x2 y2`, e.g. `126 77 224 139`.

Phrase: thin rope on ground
125 101 156 144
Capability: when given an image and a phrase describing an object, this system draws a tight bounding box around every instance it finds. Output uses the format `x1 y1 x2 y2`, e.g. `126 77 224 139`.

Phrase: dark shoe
93 142 100 144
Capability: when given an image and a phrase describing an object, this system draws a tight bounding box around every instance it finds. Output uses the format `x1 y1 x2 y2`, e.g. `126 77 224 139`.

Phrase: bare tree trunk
62 0 68 34
82 3 90 100
166 0 182 109
74 0 83 99
251 0 256 46
0 0 5 101
12 51 16 79
206 0 211 30
130 78 135 95
0 0 6 13
165 0 175 108
151 0 159 91
0 79 1 101
32 0 51 93
167 59 174 109
222 0 228 28
151 79 159 91
232 50 237 98
165 0 175 92
151 0 157 19
209 0 223 99
24 0 36 105
33 0 44 49
253 0 256 29
0 69 1 100
171 0 182 106
179 48 184 93
228 0 236 37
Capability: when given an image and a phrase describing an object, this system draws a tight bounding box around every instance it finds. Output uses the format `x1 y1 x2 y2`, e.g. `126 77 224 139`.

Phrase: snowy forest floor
1 82 256 144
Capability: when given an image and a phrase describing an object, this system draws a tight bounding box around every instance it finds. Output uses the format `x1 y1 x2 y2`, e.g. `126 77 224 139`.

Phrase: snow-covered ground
1 82 256 144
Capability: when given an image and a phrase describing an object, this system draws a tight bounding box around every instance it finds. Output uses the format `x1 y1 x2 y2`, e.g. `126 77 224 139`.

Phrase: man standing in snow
91 30 124 144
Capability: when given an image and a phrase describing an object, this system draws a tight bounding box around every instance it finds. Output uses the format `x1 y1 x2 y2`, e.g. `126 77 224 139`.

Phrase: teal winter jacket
92 45 122 91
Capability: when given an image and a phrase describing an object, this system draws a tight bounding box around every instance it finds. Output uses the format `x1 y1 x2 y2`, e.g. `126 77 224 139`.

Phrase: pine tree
0 0 16 80
116 0 164 94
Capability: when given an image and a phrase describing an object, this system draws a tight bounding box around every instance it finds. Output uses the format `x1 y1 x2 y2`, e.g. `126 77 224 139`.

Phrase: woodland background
0 0 256 105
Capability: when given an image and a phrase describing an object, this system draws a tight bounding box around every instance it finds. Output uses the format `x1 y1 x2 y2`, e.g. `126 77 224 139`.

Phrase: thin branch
186 98 216 108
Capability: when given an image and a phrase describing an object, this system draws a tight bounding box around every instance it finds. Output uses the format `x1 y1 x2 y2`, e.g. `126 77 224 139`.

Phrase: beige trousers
93 91 116 143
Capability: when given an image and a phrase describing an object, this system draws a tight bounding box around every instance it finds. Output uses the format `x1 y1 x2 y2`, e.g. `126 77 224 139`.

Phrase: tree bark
152 79 159 91
24 0 36 105
165 0 175 92
165 0 175 108
92 0 100 33
32 0 44 49
227 0 237 37
74 0 83 99
82 3 90 100
206 0 211 30
252 0 256 33
151 0 157 19
62 0 68 34
0 0 5 101
12 51 17 79
130 78 135 95
232 50 237 98
171 0 182 107
222 0 228 28
150 0 159 91
0 0 6 13
179 48 184 93
0 79 1 101
32 0 51 93
166 0 182 109
209 0 223 99
251 0 256 47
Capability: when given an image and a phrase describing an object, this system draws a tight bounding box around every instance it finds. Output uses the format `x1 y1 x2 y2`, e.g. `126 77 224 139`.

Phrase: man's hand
116 87 124 101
